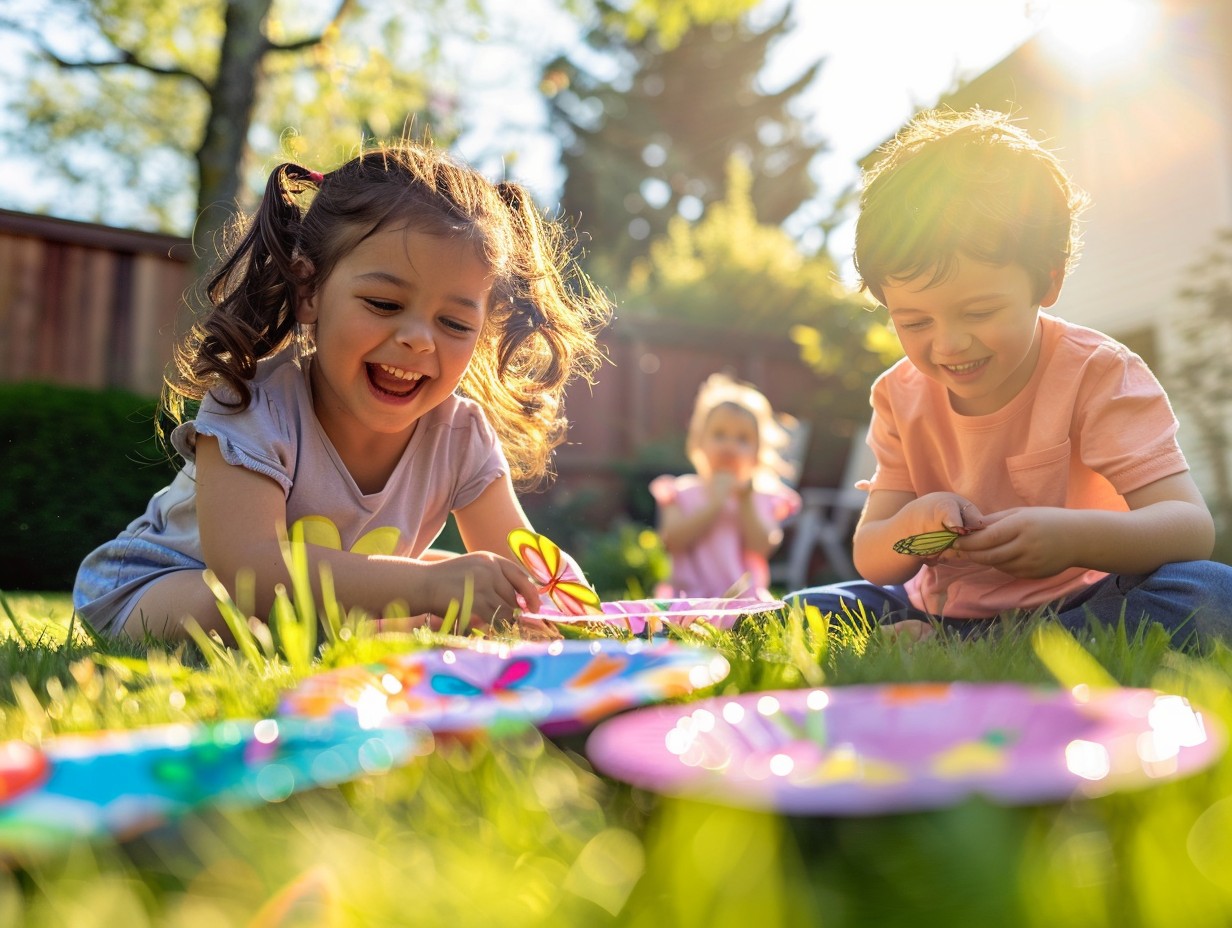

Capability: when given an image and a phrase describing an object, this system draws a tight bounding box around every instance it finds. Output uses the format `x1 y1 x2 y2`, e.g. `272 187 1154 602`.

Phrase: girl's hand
708 470 739 503
952 507 1074 578
421 551 541 627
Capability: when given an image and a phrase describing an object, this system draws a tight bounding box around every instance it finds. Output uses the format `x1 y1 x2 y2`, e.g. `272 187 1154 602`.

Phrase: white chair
770 424 874 590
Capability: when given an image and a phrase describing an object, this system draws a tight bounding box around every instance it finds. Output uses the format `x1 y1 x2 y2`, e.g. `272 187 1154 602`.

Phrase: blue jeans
789 560 1232 646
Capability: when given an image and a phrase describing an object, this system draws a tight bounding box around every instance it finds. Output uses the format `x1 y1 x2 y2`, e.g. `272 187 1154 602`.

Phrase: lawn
1 588 1230 928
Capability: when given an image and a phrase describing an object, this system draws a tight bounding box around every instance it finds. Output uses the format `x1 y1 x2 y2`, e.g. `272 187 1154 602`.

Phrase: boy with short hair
793 108 1232 643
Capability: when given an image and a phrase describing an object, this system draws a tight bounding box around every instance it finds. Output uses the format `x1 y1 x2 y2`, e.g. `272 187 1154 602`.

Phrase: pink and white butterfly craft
507 529 603 617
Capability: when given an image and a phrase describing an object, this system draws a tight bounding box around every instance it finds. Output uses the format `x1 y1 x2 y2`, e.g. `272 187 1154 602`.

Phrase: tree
543 0 824 281
0 0 456 270
0 0 764 260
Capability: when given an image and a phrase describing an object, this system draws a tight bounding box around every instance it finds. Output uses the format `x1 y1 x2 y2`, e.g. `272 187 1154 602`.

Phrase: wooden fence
0 209 193 396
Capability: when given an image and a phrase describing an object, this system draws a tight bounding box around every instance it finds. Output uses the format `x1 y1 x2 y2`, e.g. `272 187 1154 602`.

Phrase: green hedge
0 383 176 592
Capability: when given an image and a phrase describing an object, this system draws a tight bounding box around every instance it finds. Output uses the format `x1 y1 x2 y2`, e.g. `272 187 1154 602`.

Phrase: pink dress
650 474 800 599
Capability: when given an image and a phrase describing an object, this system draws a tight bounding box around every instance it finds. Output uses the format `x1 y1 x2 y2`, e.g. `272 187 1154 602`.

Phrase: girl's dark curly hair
166 139 610 487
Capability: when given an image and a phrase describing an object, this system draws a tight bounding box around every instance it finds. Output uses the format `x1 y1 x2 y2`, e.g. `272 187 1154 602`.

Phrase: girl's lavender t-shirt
139 352 507 562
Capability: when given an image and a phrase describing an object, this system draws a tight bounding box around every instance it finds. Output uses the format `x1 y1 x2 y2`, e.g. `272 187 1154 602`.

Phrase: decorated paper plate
0 718 426 852
586 682 1225 815
524 598 787 634
278 639 731 735
0 741 49 803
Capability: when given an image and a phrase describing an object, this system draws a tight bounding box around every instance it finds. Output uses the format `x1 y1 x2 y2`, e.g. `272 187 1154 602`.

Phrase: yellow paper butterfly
507 529 604 616
892 529 961 557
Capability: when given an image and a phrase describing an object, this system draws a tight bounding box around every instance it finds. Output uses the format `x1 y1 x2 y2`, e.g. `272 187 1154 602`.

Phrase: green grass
1 589 1232 928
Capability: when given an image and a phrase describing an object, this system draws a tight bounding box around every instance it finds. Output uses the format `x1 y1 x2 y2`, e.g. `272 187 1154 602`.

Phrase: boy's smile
883 256 1062 416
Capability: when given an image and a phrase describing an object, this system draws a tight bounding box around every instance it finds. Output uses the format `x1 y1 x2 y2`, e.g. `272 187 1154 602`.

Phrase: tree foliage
544 0 825 282
622 155 898 424
0 0 764 258
0 0 460 259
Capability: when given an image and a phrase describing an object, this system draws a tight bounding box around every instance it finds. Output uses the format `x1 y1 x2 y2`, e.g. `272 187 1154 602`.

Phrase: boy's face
882 256 1062 416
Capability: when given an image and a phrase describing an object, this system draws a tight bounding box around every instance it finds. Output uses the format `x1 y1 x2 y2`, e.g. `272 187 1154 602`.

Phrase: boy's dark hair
853 108 1089 305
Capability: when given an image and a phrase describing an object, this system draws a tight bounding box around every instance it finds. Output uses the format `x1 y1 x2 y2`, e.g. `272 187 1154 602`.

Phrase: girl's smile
296 225 494 477
368 362 426 399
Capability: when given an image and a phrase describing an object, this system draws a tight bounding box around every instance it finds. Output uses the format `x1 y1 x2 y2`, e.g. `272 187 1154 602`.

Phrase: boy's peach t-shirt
867 313 1189 619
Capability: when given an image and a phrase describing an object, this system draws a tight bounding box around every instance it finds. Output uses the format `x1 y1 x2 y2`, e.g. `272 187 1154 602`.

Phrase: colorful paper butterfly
892 529 961 557
507 529 603 616
431 658 534 697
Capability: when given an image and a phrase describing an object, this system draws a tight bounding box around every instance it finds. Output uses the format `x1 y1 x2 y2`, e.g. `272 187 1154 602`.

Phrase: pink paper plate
586 682 1225 815
524 598 787 633
279 639 731 734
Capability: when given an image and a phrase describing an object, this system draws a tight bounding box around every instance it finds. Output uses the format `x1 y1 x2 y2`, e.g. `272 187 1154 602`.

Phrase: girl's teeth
379 364 423 382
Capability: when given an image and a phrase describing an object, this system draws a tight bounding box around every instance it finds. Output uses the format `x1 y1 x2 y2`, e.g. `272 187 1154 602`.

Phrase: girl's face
883 255 1062 416
295 225 494 454
698 404 759 480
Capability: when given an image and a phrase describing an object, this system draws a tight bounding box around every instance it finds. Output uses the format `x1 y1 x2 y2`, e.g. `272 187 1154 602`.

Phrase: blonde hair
685 373 794 485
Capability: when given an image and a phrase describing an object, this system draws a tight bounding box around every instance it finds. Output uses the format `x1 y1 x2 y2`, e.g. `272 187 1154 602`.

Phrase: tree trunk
193 0 275 282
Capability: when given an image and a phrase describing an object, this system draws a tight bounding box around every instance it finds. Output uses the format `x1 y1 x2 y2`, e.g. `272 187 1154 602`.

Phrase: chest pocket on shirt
1006 439 1071 508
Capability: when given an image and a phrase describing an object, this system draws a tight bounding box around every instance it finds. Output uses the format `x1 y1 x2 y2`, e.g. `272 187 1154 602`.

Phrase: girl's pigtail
472 181 610 487
178 164 321 411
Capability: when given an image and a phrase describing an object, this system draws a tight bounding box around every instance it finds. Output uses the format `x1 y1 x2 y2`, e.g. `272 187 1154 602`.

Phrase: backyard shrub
0 382 175 592
577 521 670 598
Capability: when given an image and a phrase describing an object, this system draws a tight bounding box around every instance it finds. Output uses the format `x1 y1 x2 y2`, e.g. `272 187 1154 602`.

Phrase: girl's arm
734 486 783 558
195 436 539 623
657 474 733 552
955 472 1214 578
451 473 533 556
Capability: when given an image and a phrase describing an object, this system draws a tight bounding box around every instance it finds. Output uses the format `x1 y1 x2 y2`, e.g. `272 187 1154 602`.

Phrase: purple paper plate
522 597 787 633
586 682 1225 815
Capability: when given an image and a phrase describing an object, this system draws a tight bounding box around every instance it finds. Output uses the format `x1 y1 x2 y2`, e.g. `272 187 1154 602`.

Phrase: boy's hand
952 507 1074 578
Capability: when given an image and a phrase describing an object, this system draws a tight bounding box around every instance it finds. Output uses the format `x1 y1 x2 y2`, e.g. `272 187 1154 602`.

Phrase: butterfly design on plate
430 658 534 697
508 529 603 617
892 529 961 557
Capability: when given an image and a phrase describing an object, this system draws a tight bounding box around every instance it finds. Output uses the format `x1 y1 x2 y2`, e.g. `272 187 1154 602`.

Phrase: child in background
74 139 609 639
651 373 801 600
792 108 1232 644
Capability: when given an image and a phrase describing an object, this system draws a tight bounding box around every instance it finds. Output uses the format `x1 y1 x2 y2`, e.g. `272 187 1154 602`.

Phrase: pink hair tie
307 170 325 183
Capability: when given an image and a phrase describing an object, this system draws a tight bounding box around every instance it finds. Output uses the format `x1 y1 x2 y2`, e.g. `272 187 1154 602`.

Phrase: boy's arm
853 488 972 585
955 472 1215 578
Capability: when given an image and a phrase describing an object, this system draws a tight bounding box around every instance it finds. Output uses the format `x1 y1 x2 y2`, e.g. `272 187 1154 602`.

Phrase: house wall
943 8 1232 510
